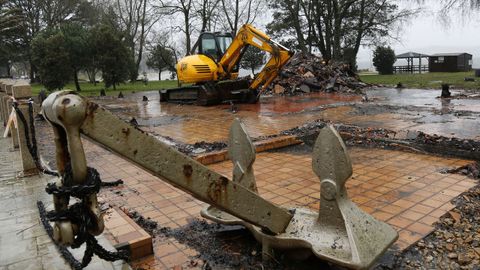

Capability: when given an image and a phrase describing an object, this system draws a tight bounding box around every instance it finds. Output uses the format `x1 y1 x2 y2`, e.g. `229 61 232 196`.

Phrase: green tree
240 46 265 75
372 46 396 75
31 29 72 90
267 0 417 61
61 23 91 91
91 24 133 90
146 43 177 80
0 0 25 77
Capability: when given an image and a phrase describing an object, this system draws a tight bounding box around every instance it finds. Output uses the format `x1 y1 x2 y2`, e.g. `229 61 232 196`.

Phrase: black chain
42 164 129 268
38 201 130 269
37 201 83 270
12 100 59 176
14 100 129 268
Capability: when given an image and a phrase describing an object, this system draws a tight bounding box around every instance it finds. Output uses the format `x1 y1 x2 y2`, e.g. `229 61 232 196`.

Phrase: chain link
43 164 129 268
15 100 129 268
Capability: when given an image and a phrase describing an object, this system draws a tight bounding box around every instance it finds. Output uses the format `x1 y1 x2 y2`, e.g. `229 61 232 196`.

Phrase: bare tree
108 0 161 80
195 0 220 32
157 0 195 54
220 0 264 34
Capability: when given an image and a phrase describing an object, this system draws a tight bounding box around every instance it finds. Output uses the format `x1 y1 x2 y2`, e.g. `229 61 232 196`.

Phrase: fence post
13 84 38 175
0 80 5 125
4 82 19 149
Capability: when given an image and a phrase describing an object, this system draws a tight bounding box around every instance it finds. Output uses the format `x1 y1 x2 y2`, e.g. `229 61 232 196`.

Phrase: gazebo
394 52 430 74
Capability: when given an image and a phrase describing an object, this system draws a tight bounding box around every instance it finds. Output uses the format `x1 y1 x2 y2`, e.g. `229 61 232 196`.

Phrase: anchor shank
78 98 292 234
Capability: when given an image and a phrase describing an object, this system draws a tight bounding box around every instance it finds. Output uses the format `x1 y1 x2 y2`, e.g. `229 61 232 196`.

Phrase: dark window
216 36 232 55
201 36 218 57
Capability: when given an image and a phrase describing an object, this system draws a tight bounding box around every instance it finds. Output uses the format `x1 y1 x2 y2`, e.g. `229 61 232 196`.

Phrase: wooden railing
393 65 429 74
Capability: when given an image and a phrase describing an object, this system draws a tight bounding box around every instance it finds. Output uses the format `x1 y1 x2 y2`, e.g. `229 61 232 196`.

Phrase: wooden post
13 84 38 175
419 57 422 74
15 101 38 175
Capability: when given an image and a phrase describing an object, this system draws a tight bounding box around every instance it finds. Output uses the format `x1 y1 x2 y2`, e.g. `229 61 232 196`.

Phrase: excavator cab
192 32 234 61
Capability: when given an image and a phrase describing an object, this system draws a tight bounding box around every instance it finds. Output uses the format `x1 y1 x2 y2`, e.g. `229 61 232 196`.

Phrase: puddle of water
367 88 480 113
220 92 361 114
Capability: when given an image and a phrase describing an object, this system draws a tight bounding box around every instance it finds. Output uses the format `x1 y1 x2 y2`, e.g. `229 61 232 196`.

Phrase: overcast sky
357 1 480 69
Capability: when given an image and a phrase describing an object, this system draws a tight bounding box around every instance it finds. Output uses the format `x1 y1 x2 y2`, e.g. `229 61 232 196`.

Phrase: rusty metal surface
64 92 293 234
202 125 398 269
228 118 257 192
42 91 105 245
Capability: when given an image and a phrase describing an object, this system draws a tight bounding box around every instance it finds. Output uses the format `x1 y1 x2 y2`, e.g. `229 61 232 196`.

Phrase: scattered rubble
444 162 480 179
173 139 227 155
267 52 367 96
374 184 480 270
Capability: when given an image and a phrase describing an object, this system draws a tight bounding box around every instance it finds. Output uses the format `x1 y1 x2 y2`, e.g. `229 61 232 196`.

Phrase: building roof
430 53 472 57
396 52 430 58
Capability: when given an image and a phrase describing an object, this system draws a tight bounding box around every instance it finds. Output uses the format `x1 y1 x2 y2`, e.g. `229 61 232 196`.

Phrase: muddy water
367 88 480 113
219 92 361 114
92 88 480 143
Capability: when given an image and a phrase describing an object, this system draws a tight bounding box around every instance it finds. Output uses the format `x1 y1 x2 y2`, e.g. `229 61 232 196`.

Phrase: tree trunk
287 0 307 53
6 62 11 78
233 0 239 34
73 68 81 91
158 71 162 81
251 66 255 76
29 59 36 83
134 0 148 82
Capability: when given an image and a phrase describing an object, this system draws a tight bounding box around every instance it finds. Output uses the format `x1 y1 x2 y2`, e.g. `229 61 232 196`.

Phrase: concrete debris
444 162 480 179
266 52 367 96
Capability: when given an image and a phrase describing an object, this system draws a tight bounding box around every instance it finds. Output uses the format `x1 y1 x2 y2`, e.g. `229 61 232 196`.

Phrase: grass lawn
359 72 480 90
31 80 179 96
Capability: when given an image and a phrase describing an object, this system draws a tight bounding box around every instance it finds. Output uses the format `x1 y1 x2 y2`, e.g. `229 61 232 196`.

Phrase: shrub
373 46 396 75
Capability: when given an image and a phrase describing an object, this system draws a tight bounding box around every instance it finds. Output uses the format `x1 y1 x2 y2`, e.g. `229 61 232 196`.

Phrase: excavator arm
218 24 294 94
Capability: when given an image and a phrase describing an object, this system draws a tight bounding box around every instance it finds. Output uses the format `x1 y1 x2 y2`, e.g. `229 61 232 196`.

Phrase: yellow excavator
159 24 294 105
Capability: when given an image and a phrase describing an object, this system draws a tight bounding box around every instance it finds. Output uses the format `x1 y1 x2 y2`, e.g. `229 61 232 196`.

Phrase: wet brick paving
3 89 480 269
85 137 475 269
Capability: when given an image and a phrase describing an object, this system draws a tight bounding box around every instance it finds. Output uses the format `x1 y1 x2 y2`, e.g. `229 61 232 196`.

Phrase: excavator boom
218 24 293 94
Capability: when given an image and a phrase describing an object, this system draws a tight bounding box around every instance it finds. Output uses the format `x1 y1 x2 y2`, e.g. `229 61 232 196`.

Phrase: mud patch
126 211 337 270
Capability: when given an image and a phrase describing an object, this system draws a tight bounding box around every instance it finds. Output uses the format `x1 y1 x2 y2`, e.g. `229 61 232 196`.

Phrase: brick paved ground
0 127 129 270
87 137 475 269
93 90 480 146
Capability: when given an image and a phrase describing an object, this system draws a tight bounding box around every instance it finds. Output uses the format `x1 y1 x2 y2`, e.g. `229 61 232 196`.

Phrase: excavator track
160 79 258 106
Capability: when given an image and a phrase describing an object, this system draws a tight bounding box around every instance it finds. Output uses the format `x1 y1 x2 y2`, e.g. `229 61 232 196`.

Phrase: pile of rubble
267 52 367 95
